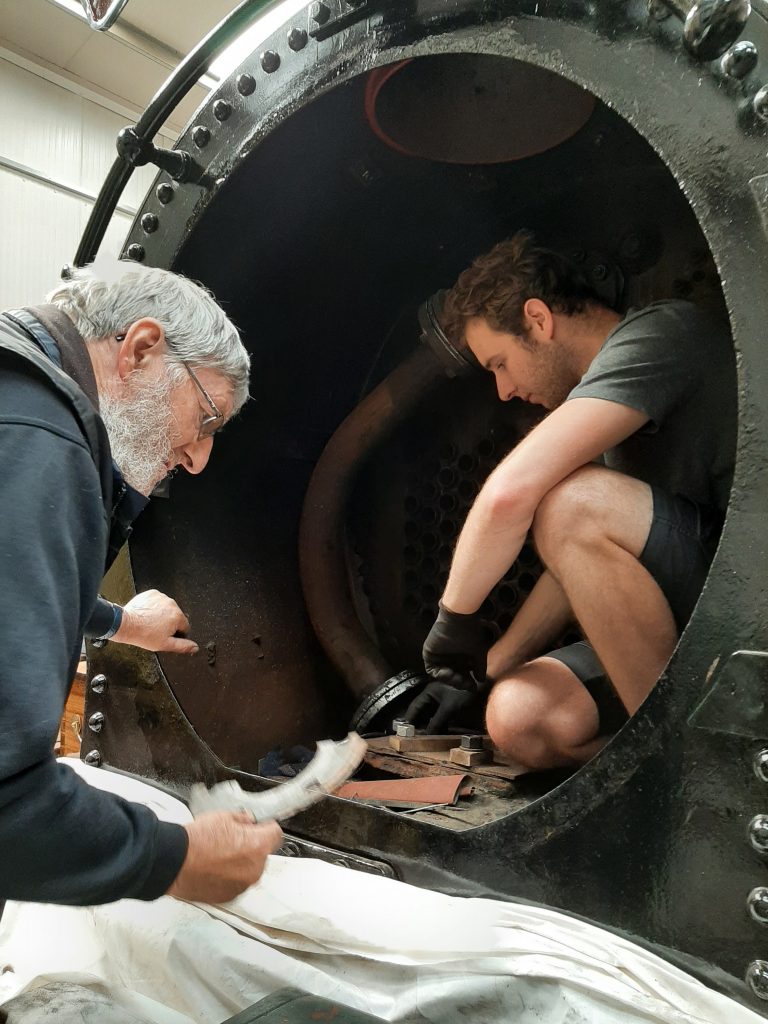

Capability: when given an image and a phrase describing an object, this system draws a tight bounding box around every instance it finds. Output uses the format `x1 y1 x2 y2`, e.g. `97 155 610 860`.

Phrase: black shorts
544 486 724 733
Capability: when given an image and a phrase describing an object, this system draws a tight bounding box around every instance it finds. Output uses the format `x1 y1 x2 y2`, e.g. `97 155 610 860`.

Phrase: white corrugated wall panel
0 53 170 310
0 169 89 308
0 58 82 189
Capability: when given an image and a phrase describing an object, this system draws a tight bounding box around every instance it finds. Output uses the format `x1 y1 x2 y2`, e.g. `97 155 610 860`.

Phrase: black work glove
422 604 488 690
402 681 477 735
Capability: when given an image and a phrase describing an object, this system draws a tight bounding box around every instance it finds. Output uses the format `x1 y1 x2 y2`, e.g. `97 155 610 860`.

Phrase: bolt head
310 0 330 24
749 814 768 853
141 212 158 234
156 182 174 205
288 27 308 50
88 712 105 734
84 750 102 767
460 734 484 751
261 50 281 73
747 960 768 1000
125 243 145 262
90 673 108 694
754 84 768 123
754 749 768 783
395 721 415 738
213 100 231 122
237 73 256 96
748 887 768 925
192 125 211 148
720 40 758 79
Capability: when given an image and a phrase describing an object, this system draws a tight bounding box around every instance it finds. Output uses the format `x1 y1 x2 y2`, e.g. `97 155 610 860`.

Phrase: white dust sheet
0 758 761 1024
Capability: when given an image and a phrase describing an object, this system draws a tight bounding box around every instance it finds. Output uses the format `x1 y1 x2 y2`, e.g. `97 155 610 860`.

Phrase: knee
532 466 608 566
486 680 553 769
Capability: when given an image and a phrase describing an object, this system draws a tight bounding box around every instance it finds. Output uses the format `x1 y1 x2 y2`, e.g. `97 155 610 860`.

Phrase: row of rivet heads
82 673 108 768
126 18 317 263
745 749 768 999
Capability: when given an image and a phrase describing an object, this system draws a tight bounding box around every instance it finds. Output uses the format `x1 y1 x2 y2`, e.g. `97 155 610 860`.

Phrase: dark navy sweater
0 307 188 904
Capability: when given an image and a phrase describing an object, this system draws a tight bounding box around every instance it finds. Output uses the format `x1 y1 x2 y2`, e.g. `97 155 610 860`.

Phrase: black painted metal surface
81 0 768 1013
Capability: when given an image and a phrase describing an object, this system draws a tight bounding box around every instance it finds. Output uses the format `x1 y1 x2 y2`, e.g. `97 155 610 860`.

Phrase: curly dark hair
441 231 602 348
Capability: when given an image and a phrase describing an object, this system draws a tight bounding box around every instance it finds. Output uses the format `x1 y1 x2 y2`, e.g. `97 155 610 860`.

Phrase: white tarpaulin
0 759 761 1024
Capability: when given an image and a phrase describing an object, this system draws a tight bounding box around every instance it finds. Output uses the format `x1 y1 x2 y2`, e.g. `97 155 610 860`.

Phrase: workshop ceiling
0 0 241 131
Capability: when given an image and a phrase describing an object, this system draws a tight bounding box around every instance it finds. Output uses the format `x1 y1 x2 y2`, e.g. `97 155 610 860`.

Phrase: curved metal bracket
74 0 284 267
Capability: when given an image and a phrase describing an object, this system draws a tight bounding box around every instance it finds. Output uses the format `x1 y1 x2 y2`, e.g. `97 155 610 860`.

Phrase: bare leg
487 570 574 681
486 657 608 769
533 465 678 715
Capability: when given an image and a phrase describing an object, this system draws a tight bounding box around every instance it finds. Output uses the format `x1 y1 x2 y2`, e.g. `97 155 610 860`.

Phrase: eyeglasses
184 362 225 440
114 333 225 440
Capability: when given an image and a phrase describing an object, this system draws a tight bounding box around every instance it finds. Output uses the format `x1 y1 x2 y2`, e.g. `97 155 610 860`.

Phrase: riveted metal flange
141 212 158 234
90 673 107 694
156 182 175 205
192 125 211 148
749 813 768 852
288 27 308 50
84 749 102 767
747 960 768 999
720 39 758 77
213 100 232 122
125 243 145 262
261 50 281 73
237 73 256 96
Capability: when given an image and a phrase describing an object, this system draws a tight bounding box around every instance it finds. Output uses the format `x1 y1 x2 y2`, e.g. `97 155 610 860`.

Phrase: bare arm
486 570 573 681
443 397 649 613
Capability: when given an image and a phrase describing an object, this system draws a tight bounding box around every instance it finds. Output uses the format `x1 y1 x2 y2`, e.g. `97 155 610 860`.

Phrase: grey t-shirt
566 301 736 511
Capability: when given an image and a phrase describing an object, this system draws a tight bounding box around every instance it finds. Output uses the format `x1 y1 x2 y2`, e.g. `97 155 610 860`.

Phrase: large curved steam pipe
298 297 476 700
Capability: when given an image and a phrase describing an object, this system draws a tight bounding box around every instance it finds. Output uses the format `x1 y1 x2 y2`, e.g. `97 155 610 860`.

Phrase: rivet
88 711 105 734
156 182 174 205
126 243 145 262
754 749 768 783
90 673 107 694
720 40 758 79
261 50 280 73
748 887 768 925
84 750 102 767
746 960 768 1000
140 213 158 234
748 814 768 853
288 27 308 50
753 84 768 123
192 125 211 148
213 100 231 122
310 1 330 24
237 73 256 96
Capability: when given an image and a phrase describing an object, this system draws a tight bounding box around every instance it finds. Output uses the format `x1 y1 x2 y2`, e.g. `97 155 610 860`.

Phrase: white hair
46 255 250 412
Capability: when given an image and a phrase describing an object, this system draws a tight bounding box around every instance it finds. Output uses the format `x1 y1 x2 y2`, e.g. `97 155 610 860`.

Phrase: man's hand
167 811 283 904
402 680 477 735
113 589 198 654
422 604 488 688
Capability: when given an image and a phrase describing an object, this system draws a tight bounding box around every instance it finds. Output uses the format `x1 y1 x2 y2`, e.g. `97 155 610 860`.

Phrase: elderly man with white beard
0 258 282 908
